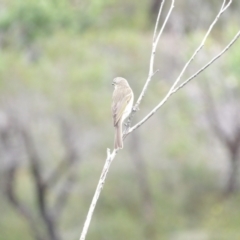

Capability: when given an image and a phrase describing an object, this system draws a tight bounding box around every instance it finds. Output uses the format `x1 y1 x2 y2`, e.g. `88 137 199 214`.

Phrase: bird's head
112 77 129 88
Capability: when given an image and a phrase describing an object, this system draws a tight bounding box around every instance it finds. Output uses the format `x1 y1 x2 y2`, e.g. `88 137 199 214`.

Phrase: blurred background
0 0 240 240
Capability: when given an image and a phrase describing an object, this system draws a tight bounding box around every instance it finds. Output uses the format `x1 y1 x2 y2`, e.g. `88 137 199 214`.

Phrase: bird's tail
114 122 123 149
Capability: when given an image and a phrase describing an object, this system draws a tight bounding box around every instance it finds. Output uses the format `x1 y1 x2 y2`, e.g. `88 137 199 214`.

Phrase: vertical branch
134 0 174 110
150 0 164 22
152 0 165 42
125 0 174 131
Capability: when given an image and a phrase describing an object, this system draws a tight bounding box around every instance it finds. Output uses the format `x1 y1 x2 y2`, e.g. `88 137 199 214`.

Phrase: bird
111 77 134 149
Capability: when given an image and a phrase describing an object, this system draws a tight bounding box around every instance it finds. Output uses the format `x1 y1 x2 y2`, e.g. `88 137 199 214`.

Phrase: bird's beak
112 83 114 86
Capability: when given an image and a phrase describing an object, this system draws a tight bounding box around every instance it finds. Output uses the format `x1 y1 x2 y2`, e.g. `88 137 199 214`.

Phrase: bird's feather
112 86 133 126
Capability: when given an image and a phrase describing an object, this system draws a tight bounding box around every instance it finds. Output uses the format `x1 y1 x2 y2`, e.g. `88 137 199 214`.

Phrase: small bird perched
111 77 134 149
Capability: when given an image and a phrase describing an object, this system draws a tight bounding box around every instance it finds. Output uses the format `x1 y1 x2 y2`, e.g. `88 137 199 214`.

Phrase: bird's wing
112 87 132 126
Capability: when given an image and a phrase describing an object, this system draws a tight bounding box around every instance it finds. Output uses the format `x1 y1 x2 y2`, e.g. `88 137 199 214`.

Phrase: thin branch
153 0 165 42
222 0 232 11
125 0 233 136
172 31 240 93
125 0 173 131
79 149 117 240
134 0 174 111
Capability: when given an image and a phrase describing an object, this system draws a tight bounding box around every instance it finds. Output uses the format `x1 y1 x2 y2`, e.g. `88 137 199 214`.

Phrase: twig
125 0 232 135
134 0 174 111
125 0 174 132
153 0 165 42
79 149 117 240
172 31 240 93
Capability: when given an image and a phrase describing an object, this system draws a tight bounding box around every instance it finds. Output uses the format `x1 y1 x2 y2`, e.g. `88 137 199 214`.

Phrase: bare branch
221 0 232 11
153 0 165 42
133 0 174 111
173 31 240 93
79 149 117 240
125 0 174 132
125 0 235 136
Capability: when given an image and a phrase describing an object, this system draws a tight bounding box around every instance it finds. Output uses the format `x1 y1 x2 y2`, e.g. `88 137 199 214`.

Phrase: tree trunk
225 152 239 196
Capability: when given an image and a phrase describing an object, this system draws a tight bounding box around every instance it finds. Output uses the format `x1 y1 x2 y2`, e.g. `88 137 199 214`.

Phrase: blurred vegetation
0 0 240 240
